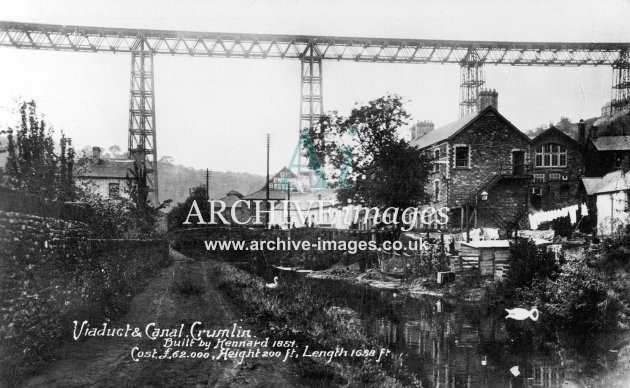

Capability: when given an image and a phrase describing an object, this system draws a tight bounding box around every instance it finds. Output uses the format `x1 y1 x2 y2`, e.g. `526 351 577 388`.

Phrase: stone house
583 135 630 177
529 126 585 210
74 147 134 199
581 114 630 177
410 90 532 231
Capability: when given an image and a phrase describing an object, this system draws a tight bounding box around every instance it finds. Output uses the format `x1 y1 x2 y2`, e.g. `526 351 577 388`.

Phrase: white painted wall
77 178 131 199
596 190 630 235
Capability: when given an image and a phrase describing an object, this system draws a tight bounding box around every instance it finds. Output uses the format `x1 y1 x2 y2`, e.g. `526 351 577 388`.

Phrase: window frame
108 182 120 198
433 180 440 202
535 143 567 168
433 148 440 172
533 173 545 182
453 144 471 169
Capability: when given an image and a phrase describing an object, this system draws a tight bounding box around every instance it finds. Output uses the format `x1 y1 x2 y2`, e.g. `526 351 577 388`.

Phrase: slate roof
410 112 478 149
582 170 630 195
242 189 288 201
590 136 630 151
75 159 135 179
531 126 578 145
242 188 337 210
217 192 246 208
409 106 528 149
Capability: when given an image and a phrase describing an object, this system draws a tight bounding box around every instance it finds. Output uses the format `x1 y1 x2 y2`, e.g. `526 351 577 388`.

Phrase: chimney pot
477 89 498 112
92 146 101 164
410 120 434 140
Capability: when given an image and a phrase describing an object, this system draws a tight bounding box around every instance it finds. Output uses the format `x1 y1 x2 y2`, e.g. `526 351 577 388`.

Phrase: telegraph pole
206 168 210 199
265 134 271 229
287 179 291 228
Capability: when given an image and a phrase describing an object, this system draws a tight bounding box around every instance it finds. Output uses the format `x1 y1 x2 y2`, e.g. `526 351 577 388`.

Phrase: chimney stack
477 89 498 112
578 119 586 144
410 120 434 140
92 146 101 164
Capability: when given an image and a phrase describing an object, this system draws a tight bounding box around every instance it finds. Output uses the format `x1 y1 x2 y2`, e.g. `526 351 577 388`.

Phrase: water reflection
248 265 623 387
303 278 576 388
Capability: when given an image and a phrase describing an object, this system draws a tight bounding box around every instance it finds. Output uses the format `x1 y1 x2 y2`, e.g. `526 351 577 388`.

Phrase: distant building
240 167 343 228
411 90 532 230
213 190 247 225
74 146 134 199
584 135 630 176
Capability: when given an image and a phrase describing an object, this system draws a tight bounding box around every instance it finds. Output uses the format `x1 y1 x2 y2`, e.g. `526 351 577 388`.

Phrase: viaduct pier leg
611 50 630 115
128 39 159 206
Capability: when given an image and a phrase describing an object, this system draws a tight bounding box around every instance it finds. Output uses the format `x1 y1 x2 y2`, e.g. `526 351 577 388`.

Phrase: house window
433 180 440 202
454 146 470 168
533 174 545 182
549 173 561 181
535 143 567 167
531 187 542 196
433 149 440 172
108 182 120 198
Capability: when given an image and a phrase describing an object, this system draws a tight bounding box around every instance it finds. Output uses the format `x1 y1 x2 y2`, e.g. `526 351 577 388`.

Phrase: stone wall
0 210 169 381
530 129 585 210
476 180 530 229
447 110 531 208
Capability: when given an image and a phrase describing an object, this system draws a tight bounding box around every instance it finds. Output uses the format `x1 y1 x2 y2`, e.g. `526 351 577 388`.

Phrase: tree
159 155 174 164
310 95 432 209
0 101 75 201
107 145 125 159
167 185 211 229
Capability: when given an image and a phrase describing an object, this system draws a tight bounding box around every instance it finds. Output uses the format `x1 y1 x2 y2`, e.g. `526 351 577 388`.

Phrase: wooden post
465 204 470 242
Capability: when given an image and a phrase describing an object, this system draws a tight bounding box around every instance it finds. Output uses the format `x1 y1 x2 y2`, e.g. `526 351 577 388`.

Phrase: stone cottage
410 90 532 231
74 147 135 199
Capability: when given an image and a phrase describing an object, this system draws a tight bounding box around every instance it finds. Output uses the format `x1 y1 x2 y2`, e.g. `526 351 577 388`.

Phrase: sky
0 0 629 176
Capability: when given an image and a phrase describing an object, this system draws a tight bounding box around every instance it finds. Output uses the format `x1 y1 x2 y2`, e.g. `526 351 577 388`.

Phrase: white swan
265 276 279 289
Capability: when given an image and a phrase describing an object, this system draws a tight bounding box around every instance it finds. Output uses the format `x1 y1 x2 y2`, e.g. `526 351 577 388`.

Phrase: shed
455 240 511 279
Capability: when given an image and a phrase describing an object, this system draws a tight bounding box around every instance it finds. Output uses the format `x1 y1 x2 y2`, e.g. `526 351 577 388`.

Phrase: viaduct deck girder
1 21 628 66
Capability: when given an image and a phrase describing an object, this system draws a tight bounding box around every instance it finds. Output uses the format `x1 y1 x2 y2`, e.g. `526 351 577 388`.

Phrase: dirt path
23 250 302 387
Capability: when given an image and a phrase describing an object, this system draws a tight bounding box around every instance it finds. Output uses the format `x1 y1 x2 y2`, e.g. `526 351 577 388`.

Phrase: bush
543 232 630 333
505 239 558 291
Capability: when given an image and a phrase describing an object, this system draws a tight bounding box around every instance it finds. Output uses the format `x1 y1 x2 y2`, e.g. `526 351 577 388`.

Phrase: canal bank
304 262 486 302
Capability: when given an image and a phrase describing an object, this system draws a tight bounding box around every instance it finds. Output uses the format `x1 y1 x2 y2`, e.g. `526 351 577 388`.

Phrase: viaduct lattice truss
2 21 629 205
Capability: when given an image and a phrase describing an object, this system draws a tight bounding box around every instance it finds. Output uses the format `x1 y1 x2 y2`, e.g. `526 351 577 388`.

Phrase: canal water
252 266 619 387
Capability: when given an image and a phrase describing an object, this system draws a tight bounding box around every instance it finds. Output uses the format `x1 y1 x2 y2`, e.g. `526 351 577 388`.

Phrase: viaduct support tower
296 45 324 186
300 45 323 132
459 50 485 118
128 38 159 205
612 50 630 114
